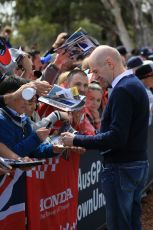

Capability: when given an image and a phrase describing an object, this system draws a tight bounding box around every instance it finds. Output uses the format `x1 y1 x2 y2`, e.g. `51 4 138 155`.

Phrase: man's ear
106 57 115 70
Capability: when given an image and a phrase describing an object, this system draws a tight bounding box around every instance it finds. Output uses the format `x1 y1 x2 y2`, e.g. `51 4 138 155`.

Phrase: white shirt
145 88 153 125
111 69 133 88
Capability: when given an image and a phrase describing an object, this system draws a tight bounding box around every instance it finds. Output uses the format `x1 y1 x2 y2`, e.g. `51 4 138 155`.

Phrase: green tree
12 16 60 52
2 0 153 50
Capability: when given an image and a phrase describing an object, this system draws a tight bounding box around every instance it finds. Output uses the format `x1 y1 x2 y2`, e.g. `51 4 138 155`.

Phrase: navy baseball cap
139 47 152 58
127 56 143 69
135 62 153 80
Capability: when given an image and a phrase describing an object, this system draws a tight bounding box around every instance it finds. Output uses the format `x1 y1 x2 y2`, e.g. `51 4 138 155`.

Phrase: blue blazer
74 75 149 163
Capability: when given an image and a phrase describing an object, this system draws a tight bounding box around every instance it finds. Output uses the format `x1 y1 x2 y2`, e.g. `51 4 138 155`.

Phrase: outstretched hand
61 132 75 147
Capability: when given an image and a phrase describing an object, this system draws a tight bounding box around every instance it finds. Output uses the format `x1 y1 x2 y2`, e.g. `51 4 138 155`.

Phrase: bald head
88 45 126 85
89 45 123 67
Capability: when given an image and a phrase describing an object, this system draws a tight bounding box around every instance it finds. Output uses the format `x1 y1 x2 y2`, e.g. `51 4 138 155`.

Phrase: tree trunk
129 0 144 48
100 0 134 52
129 0 153 48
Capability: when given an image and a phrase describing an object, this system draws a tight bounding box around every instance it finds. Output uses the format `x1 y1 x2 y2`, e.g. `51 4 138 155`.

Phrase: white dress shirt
112 69 133 88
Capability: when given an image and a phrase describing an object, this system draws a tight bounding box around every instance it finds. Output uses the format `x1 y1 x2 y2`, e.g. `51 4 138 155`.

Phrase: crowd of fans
0 25 153 179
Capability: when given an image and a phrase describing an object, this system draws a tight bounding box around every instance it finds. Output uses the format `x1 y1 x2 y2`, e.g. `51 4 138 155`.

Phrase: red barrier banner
26 154 80 230
0 170 26 230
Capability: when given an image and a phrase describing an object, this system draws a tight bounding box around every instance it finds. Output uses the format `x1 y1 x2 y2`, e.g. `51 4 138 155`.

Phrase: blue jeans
101 161 149 230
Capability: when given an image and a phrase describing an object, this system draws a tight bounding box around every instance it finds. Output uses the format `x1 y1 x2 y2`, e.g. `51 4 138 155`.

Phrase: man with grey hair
61 45 149 230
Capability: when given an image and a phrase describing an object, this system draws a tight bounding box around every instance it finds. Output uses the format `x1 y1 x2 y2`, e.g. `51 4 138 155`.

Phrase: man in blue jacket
61 45 149 230
0 76 57 158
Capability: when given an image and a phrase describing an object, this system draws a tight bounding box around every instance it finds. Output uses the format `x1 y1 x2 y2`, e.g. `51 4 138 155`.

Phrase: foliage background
0 0 153 53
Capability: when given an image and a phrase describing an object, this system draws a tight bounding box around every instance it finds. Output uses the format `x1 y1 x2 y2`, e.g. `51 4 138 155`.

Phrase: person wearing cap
139 47 152 60
127 55 143 73
136 62 153 125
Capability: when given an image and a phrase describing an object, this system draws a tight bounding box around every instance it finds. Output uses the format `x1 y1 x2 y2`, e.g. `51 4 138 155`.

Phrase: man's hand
10 80 51 100
18 157 35 171
61 132 75 146
54 50 71 70
21 156 33 162
0 166 12 176
33 80 51 96
52 32 68 49
36 127 51 142
52 144 66 154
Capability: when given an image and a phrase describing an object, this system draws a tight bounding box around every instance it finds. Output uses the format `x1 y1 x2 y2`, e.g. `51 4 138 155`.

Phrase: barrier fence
1 125 153 230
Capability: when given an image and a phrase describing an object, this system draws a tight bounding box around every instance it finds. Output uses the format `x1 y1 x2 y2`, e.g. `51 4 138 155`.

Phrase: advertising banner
26 155 80 230
0 169 26 230
77 150 106 230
